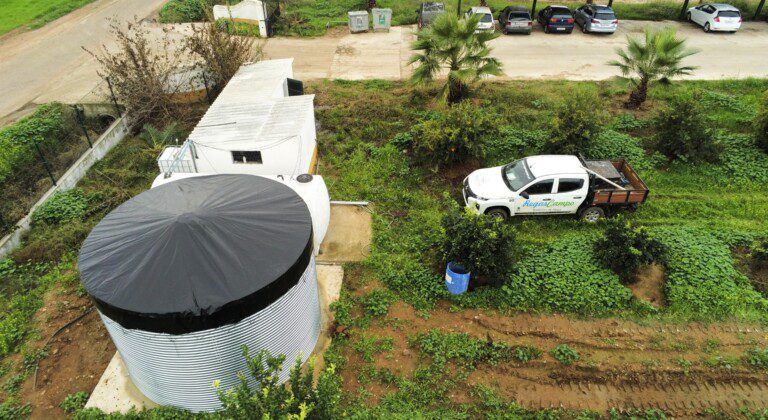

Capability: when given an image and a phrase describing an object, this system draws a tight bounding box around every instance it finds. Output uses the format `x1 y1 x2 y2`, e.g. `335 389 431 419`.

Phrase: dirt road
0 0 167 123
1 11 767 122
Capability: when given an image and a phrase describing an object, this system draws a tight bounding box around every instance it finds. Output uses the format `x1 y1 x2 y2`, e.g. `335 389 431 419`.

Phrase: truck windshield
502 159 534 191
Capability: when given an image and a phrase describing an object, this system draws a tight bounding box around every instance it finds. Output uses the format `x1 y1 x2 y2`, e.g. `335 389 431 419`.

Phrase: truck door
549 176 589 214
514 178 555 215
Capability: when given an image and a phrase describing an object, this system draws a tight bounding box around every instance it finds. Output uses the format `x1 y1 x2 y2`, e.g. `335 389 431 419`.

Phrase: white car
462 155 649 222
687 3 742 33
464 6 495 32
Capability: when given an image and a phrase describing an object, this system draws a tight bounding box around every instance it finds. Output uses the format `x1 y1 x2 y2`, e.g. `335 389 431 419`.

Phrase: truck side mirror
520 191 530 199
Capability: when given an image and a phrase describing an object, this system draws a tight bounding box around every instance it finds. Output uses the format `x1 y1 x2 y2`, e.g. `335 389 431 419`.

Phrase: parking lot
263 20 768 81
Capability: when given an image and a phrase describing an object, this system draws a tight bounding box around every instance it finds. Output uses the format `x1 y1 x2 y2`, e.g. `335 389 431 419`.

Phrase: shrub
217 346 342 419
550 344 580 365
546 90 606 154
755 90 768 153
586 129 663 173
653 93 720 163
158 0 206 23
60 391 89 413
360 289 396 318
483 127 548 166
594 218 666 283
32 188 90 225
745 347 768 370
410 102 498 169
441 206 517 279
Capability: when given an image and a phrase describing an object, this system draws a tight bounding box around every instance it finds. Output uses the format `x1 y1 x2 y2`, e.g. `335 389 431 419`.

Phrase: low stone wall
0 115 133 259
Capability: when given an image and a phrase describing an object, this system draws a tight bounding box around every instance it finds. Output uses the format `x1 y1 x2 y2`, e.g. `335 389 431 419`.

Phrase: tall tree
608 27 698 109
408 13 501 104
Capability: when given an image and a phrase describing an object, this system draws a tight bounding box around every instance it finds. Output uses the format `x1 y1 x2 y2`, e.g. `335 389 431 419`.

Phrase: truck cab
463 155 648 221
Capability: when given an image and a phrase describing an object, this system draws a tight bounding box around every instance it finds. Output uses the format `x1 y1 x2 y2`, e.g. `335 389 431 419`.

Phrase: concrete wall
0 116 133 259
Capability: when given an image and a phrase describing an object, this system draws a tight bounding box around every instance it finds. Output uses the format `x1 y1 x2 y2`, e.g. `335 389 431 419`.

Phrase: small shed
78 175 322 412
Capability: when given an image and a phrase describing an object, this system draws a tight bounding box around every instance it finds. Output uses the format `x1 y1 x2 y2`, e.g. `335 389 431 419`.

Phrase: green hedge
158 0 206 23
0 103 70 184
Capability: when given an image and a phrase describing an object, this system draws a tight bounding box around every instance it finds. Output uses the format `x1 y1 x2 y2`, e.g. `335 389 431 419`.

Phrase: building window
232 151 262 164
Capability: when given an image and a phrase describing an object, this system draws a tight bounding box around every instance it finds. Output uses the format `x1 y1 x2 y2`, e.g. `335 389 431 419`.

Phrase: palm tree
608 27 698 109
408 13 502 104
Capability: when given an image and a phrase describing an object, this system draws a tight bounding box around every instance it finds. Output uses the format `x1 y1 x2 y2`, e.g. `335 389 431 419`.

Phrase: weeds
551 344 580 365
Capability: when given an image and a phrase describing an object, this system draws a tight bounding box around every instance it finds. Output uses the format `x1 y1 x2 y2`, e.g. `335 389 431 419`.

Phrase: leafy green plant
512 346 542 363
483 127 547 166
32 188 90 225
652 93 720 163
158 0 207 23
409 102 498 169
138 123 181 156
441 205 517 279
608 27 698 109
60 391 89 413
354 335 394 363
586 129 663 172
409 13 501 103
413 330 511 369
546 90 606 154
744 347 768 370
360 289 396 318
216 346 342 419
594 218 666 283
550 344 580 365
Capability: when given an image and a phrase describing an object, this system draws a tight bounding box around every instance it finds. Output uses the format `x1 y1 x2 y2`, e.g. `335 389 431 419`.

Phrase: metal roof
189 95 314 148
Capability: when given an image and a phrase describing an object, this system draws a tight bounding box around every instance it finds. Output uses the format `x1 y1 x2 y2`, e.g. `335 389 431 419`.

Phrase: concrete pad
330 27 408 80
318 204 372 263
85 264 345 413
262 38 336 80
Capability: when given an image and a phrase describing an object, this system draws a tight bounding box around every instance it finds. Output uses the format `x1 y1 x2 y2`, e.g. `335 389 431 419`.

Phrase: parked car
462 155 649 222
465 6 495 31
537 6 575 34
687 3 742 33
574 4 618 34
417 2 446 30
498 6 533 34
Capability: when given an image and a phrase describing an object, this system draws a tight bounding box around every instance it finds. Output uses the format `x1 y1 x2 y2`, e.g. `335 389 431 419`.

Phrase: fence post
33 139 57 186
73 105 93 148
105 77 122 117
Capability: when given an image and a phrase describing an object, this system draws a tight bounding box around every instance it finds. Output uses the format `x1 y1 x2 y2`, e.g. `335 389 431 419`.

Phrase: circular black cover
78 174 313 334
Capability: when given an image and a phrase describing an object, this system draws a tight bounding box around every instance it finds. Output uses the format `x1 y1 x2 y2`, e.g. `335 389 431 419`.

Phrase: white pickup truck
462 155 649 222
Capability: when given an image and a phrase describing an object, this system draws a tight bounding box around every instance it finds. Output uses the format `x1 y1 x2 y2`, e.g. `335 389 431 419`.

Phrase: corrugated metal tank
100 260 320 412
78 175 322 412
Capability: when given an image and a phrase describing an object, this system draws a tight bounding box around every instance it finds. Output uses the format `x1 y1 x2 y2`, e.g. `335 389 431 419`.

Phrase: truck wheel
486 208 509 221
579 207 604 223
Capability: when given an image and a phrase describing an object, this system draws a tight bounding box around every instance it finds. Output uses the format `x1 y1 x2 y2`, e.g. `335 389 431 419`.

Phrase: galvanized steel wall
100 258 321 412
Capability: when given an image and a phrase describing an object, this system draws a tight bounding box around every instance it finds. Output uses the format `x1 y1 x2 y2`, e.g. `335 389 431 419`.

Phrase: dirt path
340 300 768 416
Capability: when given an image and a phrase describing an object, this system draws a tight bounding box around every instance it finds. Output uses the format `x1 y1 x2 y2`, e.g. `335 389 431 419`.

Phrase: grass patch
0 0 97 35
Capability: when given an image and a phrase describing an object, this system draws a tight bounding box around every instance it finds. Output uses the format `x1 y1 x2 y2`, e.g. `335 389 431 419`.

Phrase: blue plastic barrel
445 262 470 295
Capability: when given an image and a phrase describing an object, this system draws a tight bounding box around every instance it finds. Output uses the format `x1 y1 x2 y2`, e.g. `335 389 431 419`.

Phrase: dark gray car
417 2 446 29
498 6 533 34
574 4 618 34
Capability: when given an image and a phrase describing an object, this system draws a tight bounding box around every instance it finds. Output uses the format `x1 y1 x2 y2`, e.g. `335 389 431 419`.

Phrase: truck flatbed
587 159 649 206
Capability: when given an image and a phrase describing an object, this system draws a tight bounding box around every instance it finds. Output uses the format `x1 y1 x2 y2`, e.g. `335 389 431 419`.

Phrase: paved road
0 0 167 123
1 5 767 122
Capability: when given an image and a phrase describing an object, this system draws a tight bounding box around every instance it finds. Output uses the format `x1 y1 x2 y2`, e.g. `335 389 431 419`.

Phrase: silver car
574 4 618 34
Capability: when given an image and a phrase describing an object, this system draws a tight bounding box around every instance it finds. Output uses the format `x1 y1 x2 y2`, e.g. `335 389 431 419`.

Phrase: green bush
0 103 71 184
745 347 768 370
32 188 90 225
501 234 633 315
60 391 89 413
550 344 580 365
441 206 517 279
755 90 768 153
158 0 206 23
483 127 548 166
653 93 721 163
586 129 663 173
412 330 511 368
409 102 498 169
546 90 606 154
513 346 542 363
594 218 666 283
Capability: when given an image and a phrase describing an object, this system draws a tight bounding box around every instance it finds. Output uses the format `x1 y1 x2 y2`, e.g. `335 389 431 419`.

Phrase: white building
212 0 279 38
158 59 318 179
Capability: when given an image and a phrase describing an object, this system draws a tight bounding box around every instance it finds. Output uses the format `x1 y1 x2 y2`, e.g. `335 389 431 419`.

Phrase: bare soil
627 263 666 308
18 287 114 419
340 300 768 416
